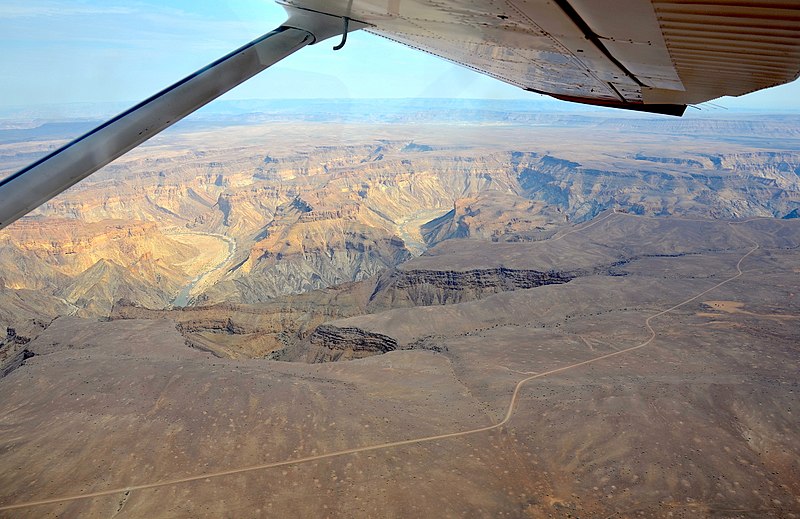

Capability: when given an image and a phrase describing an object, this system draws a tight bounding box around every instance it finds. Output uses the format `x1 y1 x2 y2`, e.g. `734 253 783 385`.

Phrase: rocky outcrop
216 186 286 235
305 324 398 363
402 142 434 152
297 206 359 223
110 279 375 359
0 217 234 318
421 192 564 246
368 266 572 310
201 209 412 303
511 149 800 221
0 326 35 378
0 219 197 292
0 348 34 378
57 259 177 316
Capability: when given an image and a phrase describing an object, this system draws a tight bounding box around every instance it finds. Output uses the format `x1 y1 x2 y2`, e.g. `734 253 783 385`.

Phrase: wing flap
569 0 685 91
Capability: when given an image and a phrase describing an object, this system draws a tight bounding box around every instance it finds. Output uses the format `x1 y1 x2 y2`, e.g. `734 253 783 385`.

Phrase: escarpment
368 266 572 310
304 324 399 363
200 222 412 304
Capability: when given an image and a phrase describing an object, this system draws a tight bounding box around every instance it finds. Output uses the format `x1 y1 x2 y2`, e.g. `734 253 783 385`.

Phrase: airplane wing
1 1 799 229
281 0 800 116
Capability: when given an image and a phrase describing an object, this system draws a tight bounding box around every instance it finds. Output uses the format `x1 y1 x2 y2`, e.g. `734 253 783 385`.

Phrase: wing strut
0 7 363 230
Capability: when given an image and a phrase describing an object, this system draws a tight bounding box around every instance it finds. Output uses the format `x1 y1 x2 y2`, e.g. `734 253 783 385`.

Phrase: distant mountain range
2 97 799 128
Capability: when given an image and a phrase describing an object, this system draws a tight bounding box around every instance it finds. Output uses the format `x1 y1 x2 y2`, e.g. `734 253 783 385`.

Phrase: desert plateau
0 102 798 517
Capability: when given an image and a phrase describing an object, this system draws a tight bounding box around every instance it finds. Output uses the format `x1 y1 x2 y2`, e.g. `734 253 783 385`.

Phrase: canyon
1 112 798 327
0 105 798 517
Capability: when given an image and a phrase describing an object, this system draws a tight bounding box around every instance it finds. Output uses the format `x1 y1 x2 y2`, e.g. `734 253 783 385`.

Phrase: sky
1 0 799 115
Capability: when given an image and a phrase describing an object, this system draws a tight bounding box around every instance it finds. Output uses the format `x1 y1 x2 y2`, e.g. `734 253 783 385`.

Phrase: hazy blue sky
2 0 799 113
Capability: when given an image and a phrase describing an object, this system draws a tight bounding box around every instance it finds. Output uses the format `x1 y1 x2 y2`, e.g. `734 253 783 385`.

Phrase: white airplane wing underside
280 0 800 115
1 1 798 229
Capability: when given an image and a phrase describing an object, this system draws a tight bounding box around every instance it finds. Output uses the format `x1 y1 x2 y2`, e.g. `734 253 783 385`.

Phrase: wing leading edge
279 0 800 115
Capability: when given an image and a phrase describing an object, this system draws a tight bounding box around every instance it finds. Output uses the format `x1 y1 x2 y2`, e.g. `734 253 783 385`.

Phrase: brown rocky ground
0 214 797 518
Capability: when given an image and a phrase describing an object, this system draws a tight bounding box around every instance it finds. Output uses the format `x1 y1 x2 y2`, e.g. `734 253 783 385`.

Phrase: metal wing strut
0 7 361 230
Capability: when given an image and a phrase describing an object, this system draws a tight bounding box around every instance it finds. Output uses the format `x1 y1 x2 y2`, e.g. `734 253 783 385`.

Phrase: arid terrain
0 104 798 517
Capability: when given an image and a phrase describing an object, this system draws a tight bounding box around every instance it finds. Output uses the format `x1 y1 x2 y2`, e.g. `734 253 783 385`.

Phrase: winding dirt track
0 218 760 512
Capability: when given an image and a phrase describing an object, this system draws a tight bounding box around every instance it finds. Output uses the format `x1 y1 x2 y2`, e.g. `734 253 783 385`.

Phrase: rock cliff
368 266 572 309
303 324 398 363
